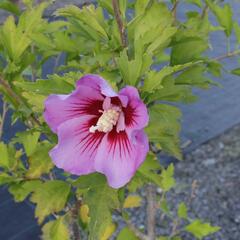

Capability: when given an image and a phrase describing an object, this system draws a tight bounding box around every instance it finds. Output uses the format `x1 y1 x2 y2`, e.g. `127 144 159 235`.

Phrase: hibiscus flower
44 74 149 188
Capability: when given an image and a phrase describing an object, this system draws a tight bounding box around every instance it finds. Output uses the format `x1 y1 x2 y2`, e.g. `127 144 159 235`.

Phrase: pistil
89 106 121 133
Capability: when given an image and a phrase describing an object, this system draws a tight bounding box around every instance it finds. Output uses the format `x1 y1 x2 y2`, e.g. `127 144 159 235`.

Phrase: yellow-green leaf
0 142 9 169
100 223 116 240
31 180 71 223
9 180 42 202
14 131 40 156
80 204 90 224
42 216 70 240
185 220 220 239
123 195 142 208
26 142 54 179
117 227 139 240
177 202 188 219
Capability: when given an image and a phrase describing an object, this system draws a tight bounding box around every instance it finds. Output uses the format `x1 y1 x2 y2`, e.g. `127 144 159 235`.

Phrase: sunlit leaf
31 180 71 223
42 216 70 240
123 195 142 208
185 220 220 239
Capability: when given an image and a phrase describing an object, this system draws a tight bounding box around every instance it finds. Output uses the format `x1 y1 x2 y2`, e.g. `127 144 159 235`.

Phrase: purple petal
119 86 149 130
77 74 117 97
94 128 149 188
50 116 105 175
44 85 104 133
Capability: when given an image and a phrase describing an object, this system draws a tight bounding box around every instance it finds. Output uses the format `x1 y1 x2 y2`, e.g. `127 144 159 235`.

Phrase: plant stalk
71 200 81 240
0 76 40 126
0 101 8 140
146 184 156 240
112 0 127 48
213 49 240 61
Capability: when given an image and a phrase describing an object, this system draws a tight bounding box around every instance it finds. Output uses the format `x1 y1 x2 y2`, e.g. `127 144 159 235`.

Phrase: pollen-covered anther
89 107 121 133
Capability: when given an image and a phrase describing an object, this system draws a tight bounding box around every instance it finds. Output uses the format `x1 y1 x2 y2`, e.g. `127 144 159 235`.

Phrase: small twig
201 3 209 19
0 101 8 140
146 184 156 240
112 0 127 48
31 44 37 82
170 218 181 238
126 220 148 240
187 180 198 206
71 199 81 240
53 54 61 73
0 76 40 126
213 49 240 61
171 0 179 21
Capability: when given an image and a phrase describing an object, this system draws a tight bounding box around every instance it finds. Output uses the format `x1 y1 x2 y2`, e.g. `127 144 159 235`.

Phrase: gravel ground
126 124 240 240
173 124 240 240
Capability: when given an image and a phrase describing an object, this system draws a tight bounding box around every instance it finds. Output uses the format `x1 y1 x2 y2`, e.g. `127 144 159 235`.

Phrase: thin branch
53 53 62 73
126 220 148 240
71 199 81 240
171 0 179 21
31 44 37 82
170 218 181 238
213 49 240 61
201 3 209 19
0 101 8 140
0 76 40 126
146 184 156 240
112 0 127 48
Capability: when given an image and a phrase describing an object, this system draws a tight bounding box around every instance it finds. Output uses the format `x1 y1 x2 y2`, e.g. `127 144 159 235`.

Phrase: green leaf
127 173 146 192
14 131 40 156
26 142 54 179
159 198 170 215
22 92 46 113
146 27 177 54
0 173 15 186
0 3 48 62
130 2 175 56
100 223 117 240
0 142 18 170
148 77 197 104
31 180 71 223
0 16 31 61
80 204 90 224
145 104 182 159
160 164 175 191
117 227 139 240
116 49 150 86
85 182 119 240
138 154 162 186
15 74 76 95
73 173 106 189
98 0 113 15
119 0 127 19
0 142 10 169
206 61 222 77
42 216 70 240
9 180 42 202
185 0 202 8
233 22 240 44
134 0 150 16
231 67 240 76
170 38 208 65
175 65 214 89
56 5 108 39
0 0 21 15
18 2 49 35
206 0 233 37
143 62 196 92
177 202 188 219
185 220 220 239
123 195 142 208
